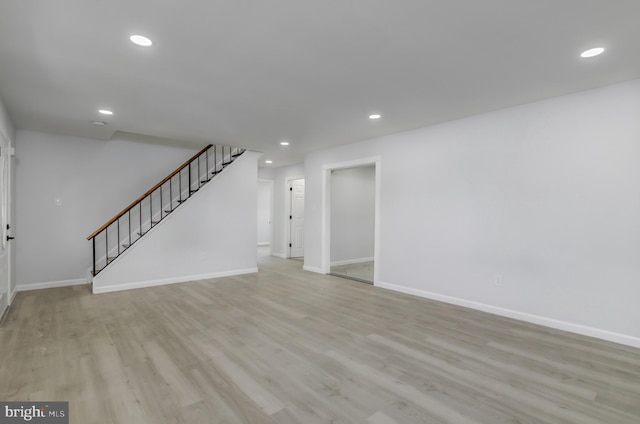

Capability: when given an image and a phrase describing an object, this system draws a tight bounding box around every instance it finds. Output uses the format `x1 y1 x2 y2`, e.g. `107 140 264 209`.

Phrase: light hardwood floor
331 261 374 283
1 253 639 423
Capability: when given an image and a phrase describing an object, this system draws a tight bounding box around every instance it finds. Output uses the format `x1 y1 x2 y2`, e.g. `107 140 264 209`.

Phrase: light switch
54 198 62 206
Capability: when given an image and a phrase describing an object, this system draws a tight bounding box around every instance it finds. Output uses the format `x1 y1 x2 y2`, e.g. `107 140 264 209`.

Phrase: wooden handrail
87 144 213 240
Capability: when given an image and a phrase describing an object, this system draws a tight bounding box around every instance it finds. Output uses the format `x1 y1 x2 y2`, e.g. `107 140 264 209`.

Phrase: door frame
0 129 13 319
321 156 381 284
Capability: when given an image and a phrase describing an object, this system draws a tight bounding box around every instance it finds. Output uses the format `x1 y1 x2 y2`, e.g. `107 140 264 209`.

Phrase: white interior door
0 132 11 317
289 179 305 257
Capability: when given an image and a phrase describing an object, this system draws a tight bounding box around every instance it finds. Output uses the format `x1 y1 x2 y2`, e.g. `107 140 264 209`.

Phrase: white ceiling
1 0 639 167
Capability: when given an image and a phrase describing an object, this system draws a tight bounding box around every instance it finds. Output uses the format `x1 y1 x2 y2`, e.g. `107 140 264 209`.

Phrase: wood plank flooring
1 252 639 423
331 261 374 283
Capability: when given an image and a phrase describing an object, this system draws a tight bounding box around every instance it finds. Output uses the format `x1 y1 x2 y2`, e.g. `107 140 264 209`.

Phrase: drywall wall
0 97 14 143
330 166 375 264
305 79 640 347
93 151 261 292
258 167 274 180
14 130 200 288
271 163 304 257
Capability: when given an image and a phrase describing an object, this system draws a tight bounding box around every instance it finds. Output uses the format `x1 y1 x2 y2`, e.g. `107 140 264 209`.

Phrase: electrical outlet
494 275 503 287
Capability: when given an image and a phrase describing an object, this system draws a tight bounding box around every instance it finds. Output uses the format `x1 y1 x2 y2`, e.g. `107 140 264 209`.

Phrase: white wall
15 130 200 288
257 167 274 180
271 163 304 257
93 152 261 293
0 98 15 143
330 166 375 264
305 79 640 347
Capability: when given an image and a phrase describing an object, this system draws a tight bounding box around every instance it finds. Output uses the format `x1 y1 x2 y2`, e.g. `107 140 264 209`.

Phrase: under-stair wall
92 150 262 293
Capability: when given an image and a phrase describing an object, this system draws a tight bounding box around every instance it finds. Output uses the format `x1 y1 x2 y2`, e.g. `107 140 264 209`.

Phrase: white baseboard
272 252 287 258
257 242 270 246
0 295 7 323
17 278 88 292
0 288 18 320
0 290 12 305
93 267 259 294
331 257 374 267
303 265 324 274
376 281 640 349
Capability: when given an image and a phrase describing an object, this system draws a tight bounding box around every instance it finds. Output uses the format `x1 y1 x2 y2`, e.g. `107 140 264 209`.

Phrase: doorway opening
257 179 273 254
322 156 380 285
329 166 375 284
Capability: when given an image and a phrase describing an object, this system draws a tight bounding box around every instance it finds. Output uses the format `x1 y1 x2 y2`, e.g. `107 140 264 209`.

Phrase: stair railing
87 144 245 276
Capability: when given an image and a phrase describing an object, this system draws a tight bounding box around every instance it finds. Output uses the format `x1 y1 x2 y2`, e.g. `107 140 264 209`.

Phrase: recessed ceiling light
98 109 113 115
580 47 605 58
265 160 273 164
130 34 153 47
280 141 290 146
369 114 381 120
91 121 107 126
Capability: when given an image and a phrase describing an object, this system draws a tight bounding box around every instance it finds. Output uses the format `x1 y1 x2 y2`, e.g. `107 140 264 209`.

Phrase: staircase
87 144 245 276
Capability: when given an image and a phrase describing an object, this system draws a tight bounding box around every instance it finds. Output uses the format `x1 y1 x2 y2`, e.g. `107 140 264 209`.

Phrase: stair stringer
92 150 262 293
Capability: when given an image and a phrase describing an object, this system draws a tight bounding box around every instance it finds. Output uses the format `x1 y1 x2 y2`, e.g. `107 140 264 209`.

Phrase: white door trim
0 130 11 317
